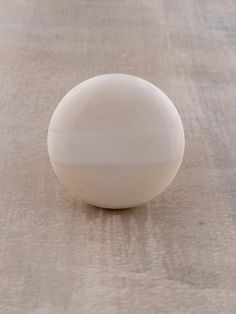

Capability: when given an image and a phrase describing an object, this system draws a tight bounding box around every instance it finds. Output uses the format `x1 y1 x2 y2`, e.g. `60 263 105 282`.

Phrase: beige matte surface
0 0 236 313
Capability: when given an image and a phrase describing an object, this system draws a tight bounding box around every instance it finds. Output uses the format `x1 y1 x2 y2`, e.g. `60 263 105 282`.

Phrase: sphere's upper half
48 74 185 208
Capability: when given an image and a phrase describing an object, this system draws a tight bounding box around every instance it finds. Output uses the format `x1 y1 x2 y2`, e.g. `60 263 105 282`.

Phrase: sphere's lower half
47 74 185 209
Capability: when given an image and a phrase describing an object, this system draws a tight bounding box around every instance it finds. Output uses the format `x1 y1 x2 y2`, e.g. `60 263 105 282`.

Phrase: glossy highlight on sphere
47 74 185 209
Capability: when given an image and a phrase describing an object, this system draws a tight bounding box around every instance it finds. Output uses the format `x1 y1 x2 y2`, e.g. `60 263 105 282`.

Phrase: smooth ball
48 74 185 209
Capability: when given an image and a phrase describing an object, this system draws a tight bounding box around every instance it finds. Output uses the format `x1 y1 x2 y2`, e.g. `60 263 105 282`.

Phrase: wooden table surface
0 1 236 313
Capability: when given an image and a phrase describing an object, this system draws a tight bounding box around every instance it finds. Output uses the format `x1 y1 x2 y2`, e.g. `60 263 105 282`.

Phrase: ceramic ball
47 74 185 208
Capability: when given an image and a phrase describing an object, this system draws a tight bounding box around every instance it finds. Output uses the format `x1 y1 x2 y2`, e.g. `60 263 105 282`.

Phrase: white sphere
48 74 185 209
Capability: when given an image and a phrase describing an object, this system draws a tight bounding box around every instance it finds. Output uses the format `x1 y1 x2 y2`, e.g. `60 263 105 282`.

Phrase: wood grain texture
0 0 235 313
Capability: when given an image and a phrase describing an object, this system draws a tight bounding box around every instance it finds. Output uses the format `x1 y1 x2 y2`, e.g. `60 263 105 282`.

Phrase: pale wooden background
0 0 236 313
